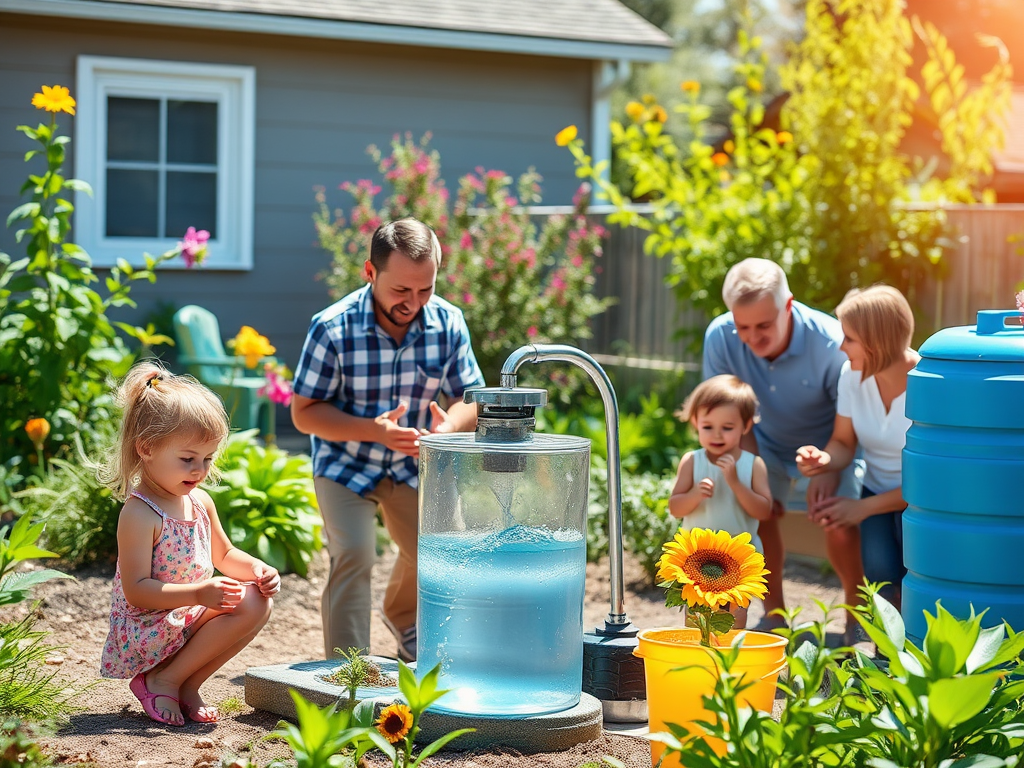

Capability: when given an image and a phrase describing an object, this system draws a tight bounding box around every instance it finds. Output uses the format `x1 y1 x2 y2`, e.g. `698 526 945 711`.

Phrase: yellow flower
723 140 735 154
657 528 769 611
681 80 700 93
231 326 275 368
376 703 413 743
642 93 657 105
776 130 793 144
554 125 577 146
625 101 645 122
746 78 764 93
651 105 668 123
32 85 76 115
711 152 729 167
25 418 50 449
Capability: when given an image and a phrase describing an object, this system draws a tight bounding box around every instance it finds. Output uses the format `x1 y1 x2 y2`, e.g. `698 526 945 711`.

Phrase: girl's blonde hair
676 374 759 425
835 285 914 378
100 361 230 500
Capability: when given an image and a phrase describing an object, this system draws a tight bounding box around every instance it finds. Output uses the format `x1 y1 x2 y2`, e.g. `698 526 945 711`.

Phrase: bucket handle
976 310 1024 335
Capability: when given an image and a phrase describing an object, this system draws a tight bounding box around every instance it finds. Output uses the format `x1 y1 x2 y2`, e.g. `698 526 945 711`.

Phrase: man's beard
373 293 420 329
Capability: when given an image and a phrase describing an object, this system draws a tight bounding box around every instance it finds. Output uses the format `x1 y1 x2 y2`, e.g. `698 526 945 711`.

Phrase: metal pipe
500 343 628 626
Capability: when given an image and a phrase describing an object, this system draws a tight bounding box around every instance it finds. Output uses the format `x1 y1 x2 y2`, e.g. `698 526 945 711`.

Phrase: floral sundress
100 491 213 678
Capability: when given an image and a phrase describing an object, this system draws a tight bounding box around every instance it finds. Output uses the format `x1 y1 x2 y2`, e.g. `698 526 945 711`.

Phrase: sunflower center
383 713 405 734
683 551 740 590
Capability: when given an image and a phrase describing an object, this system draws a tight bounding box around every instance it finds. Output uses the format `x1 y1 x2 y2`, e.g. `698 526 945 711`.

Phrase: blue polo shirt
293 285 485 495
702 301 847 466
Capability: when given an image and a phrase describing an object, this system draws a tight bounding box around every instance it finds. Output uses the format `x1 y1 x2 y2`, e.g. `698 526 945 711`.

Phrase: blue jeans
860 487 906 600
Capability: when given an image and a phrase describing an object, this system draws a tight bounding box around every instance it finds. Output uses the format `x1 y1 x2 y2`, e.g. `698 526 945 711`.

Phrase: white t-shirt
836 361 910 493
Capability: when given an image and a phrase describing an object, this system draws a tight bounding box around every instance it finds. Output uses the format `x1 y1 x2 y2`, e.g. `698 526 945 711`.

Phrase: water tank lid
919 310 1024 362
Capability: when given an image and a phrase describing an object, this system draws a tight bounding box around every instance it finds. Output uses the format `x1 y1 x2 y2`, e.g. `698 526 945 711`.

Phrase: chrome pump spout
501 344 628 627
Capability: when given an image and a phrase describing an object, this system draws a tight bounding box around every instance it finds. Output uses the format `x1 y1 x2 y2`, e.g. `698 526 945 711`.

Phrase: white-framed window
74 56 255 270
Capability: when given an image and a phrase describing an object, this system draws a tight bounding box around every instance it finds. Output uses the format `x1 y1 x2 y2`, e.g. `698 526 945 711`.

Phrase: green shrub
17 455 121 567
0 515 78 722
208 431 322 577
0 719 52 767
662 590 1024 767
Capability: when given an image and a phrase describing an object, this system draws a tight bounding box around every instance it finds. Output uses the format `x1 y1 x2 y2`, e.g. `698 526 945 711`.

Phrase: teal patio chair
173 305 276 439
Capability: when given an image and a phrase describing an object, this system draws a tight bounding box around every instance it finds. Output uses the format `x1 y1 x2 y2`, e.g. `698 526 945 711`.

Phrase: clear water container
417 387 590 716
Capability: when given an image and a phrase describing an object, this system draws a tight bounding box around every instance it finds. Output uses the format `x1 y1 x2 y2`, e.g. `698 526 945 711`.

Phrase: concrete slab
245 658 605 753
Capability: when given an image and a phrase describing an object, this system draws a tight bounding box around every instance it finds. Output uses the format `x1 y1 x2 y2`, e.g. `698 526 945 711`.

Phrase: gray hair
722 258 792 311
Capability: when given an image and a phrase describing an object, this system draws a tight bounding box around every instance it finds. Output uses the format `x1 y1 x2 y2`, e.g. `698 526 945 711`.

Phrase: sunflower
376 702 413 743
657 528 769 611
32 85 76 115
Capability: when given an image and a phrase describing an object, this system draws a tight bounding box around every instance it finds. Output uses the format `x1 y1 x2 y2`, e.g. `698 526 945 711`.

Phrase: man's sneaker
381 614 417 662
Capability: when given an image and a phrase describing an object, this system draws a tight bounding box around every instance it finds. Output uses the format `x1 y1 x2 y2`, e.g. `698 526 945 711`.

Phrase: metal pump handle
500 344 629 626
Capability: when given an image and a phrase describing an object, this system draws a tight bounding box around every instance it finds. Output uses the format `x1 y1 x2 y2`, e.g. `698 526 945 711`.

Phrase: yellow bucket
634 627 787 768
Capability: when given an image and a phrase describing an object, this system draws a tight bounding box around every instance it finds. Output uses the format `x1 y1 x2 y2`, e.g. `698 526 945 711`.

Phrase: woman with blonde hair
796 285 919 611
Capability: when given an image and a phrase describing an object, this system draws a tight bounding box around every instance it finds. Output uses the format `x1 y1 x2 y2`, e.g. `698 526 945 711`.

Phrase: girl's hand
814 497 868 531
698 477 715 498
252 561 281 597
199 577 245 611
716 454 739 483
796 445 831 476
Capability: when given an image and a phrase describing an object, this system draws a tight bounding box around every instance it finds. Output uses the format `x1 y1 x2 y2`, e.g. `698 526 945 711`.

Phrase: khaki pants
313 477 418 659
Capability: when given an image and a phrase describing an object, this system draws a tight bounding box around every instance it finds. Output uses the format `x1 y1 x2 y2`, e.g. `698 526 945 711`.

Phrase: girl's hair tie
146 374 163 389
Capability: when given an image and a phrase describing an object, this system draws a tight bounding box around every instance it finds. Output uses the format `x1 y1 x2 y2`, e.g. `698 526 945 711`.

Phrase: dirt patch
21 543 846 767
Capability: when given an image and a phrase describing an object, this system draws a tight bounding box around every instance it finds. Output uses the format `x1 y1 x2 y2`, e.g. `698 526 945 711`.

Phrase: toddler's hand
796 445 830 476
698 477 714 498
252 562 281 597
716 454 738 482
199 577 244 611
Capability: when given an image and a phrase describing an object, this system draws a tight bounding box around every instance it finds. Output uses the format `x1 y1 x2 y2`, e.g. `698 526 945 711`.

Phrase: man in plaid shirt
291 218 484 660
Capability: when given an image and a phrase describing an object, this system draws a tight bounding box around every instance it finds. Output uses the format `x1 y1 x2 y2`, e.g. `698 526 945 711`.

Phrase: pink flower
178 227 209 268
571 255 584 268
527 325 538 338
552 275 567 291
258 364 293 406
463 292 475 304
460 232 473 249
484 258 495 269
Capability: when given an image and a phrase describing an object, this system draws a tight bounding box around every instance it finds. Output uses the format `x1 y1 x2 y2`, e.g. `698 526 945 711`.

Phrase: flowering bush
226 325 293 407
0 85 206 495
314 133 613 384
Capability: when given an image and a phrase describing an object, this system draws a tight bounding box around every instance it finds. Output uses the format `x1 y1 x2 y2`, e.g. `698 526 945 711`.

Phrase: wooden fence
545 203 1024 367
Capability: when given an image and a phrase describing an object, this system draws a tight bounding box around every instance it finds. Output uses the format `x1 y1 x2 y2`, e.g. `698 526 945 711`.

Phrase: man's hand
814 496 868 531
374 401 424 457
796 445 832 476
427 401 457 434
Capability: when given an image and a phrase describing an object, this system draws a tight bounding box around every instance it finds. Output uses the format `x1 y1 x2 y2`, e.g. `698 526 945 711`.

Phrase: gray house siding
0 12 593 377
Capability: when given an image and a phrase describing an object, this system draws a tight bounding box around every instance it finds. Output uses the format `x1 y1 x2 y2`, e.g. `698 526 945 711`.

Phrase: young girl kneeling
99 362 280 725
670 375 773 628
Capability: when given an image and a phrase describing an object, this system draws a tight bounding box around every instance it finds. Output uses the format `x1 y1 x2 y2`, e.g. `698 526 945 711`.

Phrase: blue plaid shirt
293 285 485 495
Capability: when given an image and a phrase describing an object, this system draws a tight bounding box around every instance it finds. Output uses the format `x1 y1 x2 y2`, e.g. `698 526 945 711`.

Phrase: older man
702 258 863 641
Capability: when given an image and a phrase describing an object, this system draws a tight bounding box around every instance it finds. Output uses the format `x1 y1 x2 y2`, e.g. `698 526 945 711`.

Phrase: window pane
106 169 159 237
166 171 217 238
167 100 218 165
107 97 159 162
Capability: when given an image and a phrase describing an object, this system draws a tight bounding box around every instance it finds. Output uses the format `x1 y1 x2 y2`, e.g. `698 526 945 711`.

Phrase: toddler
99 362 279 725
669 374 773 627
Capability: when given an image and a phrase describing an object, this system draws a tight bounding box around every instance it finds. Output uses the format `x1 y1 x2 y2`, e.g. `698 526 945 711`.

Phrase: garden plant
562 0 1012 333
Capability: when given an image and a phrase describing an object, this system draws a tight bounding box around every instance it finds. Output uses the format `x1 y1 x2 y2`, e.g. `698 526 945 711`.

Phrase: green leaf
966 625 1005 673
709 611 736 635
872 591 906 651
409 728 475 768
929 673 1001 729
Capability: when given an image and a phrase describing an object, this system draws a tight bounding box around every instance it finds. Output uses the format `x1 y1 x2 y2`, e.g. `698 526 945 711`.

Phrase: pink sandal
129 673 183 726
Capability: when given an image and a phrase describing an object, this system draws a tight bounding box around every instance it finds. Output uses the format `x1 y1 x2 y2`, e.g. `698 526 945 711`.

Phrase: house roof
1 0 674 62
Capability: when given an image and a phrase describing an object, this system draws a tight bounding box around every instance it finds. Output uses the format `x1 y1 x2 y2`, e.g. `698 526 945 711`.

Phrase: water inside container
417 523 586 716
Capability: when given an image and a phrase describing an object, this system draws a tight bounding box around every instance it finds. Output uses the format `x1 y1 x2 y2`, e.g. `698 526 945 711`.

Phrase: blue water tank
903 309 1024 643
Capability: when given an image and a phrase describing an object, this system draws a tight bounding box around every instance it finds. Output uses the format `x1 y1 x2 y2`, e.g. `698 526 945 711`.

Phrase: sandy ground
17 543 849 767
